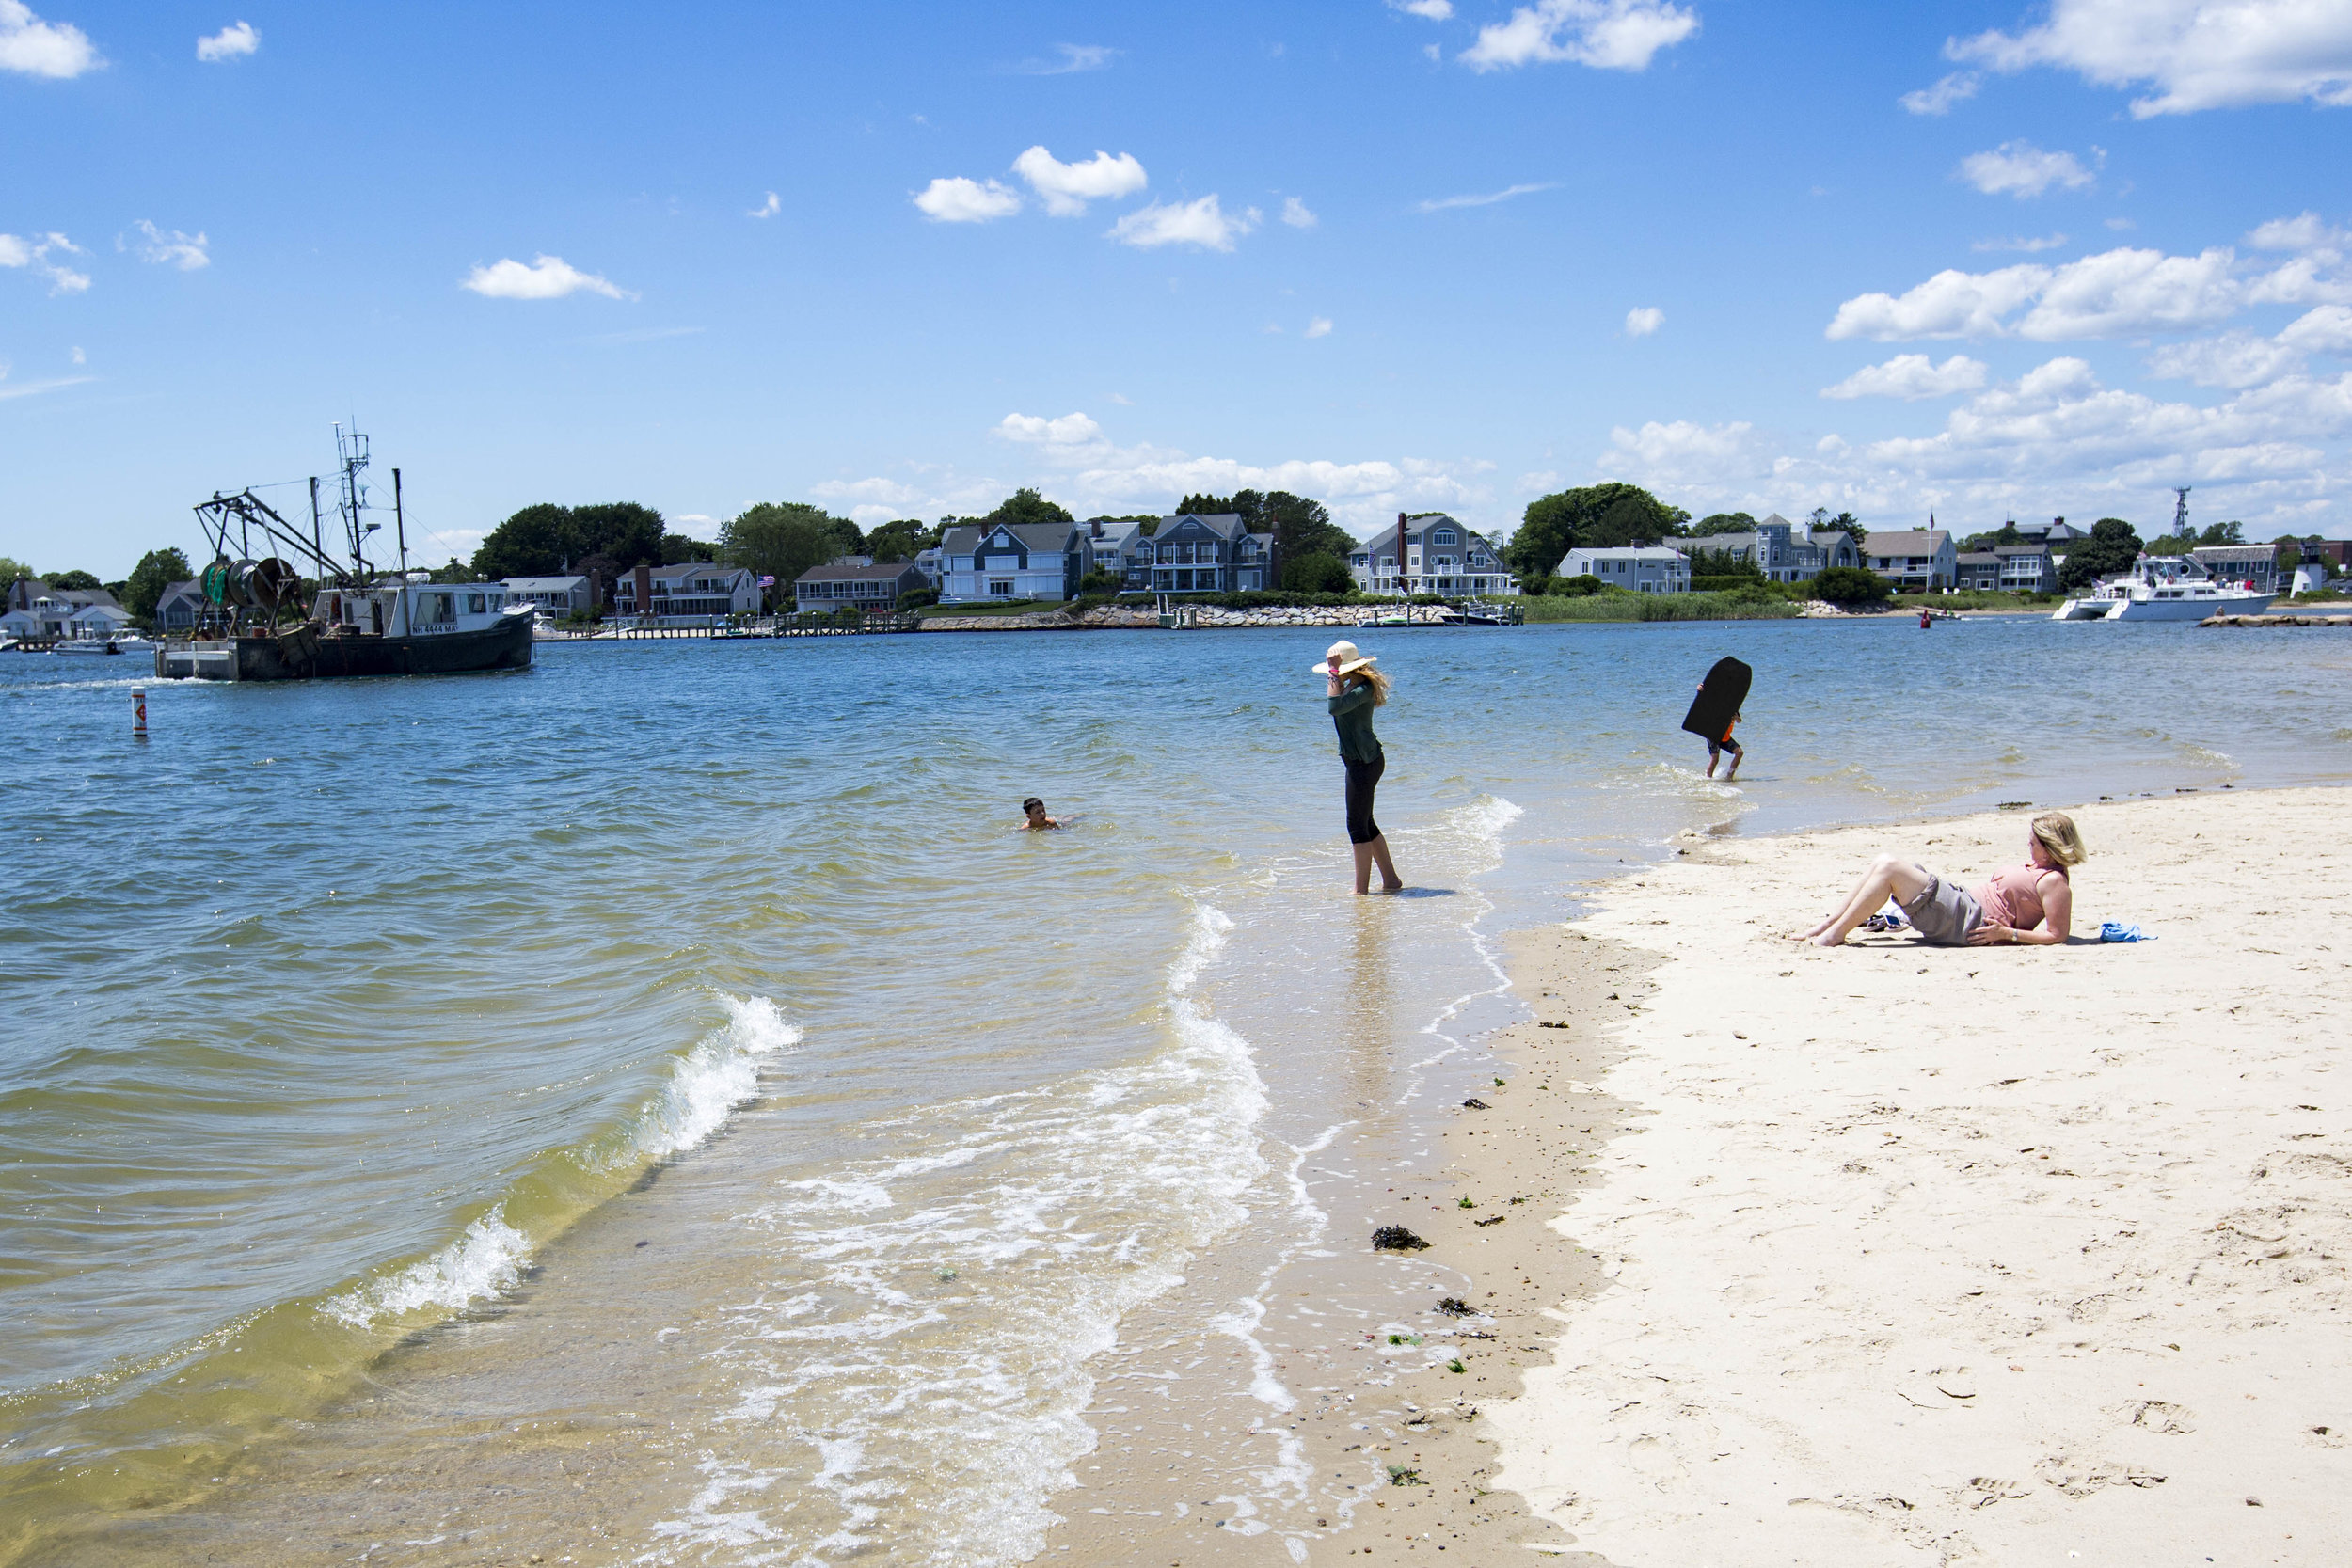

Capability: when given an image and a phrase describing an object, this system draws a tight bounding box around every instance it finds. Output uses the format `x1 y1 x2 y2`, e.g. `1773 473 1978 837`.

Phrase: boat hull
155 612 535 681
2052 592 2277 622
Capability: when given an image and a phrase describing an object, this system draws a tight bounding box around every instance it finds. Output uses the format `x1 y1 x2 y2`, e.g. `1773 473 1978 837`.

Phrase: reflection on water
1 619 2344 1563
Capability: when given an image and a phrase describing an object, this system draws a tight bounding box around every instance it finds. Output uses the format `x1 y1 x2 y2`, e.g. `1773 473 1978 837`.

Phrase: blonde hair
2031 811 2086 866
1351 665 1392 706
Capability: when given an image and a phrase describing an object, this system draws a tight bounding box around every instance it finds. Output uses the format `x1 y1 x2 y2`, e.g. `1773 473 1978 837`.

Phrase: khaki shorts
1901 874 1983 945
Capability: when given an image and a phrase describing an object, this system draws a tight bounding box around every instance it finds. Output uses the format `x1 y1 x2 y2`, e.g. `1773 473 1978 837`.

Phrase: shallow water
2 618 2344 1562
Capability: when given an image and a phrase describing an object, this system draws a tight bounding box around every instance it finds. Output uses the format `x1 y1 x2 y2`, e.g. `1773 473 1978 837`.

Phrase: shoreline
1429 785 2350 1563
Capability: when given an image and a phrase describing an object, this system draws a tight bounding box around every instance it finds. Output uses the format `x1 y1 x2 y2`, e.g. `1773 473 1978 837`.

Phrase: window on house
1432 528 1456 545
990 579 1013 597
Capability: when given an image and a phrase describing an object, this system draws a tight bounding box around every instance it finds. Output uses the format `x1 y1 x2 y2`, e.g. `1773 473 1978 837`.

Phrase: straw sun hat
1311 639 1377 676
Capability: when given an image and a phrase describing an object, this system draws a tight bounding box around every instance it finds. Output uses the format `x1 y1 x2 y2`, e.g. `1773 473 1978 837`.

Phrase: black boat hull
156 614 535 681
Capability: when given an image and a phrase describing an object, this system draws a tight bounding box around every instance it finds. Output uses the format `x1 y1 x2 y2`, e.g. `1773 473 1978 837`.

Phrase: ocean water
2 618 2345 1564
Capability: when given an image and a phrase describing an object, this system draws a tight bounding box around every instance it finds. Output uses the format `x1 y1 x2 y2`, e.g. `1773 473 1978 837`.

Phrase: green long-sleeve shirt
1327 682 1384 764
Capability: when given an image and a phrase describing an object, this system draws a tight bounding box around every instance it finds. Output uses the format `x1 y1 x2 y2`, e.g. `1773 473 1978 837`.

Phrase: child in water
1019 797 1063 831
1704 702 1743 782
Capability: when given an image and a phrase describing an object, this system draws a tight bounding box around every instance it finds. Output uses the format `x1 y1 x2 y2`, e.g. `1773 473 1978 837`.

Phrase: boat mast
393 467 409 577
335 422 375 578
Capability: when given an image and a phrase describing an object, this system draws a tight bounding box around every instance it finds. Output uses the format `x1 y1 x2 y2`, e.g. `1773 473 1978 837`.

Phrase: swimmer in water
1020 797 1064 831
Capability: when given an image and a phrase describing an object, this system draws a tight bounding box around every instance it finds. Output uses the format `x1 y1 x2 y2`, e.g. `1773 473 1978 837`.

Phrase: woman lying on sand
1801 811 2085 948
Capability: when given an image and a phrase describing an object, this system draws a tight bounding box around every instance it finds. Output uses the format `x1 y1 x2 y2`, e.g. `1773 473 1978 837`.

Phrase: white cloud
1281 196 1318 229
1011 146 1148 216
1107 196 1258 252
809 477 923 508
460 255 632 300
196 20 257 61
2145 331 2303 388
1462 0 1698 71
1416 182 1556 213
1624 305 1664 337
132 219 209 270
1828 245 2243 341
1821 354 1991 400
1956 140 2101 198
1899 71 1979 114
1827 263 2050 341
0 230 89 293
995 411 1106 449
0 0 99 77
0 373 96 400
749 191 780 219
2242 212 2352 306
2281 303 2352 356
1305 316 1334 339
1010 43 1118 74
70 344 83 363
1973 232 2070 252
1391 0 1455 18
1949 0 2352 117
914 177 1021 223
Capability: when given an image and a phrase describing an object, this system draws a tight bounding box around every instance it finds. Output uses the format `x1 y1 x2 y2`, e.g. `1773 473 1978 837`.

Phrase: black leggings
1343 756 1385 845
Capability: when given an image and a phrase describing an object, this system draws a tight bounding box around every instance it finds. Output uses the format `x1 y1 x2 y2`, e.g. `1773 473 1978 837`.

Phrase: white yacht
2052 555 2276 622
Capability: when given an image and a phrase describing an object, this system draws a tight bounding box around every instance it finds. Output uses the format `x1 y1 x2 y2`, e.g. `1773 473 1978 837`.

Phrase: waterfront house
939 520 1089 602
2190 545 2281 592
1346 514 1516 596
1994 545 2057 593
2013 516 2085 545
1084 519 1149 586
795 560 928 611
68 600 135 637
609 562 763 619
1558 545 1692 593
1 582 128 639
501 575 596 619
1862 530 1958 592
1125 514 1276 594
1681 515 1858 584
154 579 204 633
1955 551 2002 591
914 546 944 591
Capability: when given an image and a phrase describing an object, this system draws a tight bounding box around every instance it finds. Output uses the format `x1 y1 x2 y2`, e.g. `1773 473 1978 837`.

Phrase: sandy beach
1445 786 2351 1565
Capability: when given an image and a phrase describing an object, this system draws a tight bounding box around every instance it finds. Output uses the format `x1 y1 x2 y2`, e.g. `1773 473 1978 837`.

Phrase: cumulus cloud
0 0 98 77
1107 196 1258 251
1417 182 1556 213
1009 43 1118 74
1900 71 1979 114
1624 305 1664 337
131 219 209 270
1957 140 2101 198
1281 196 1317 229
2145 331 2304 388
1949 0 2352 117
1827 245 2242 341
460 255 632 300
995 411 1106 448
1391 0 1455 18
1011 146 1148 216
914 177 1022 223
196 20 257 61
0 230 89 293
1973 232 2070 252
1820 354 1991 400
2243 212 2352 306
2281 302 2352 356
749 191 780 218
1463 0 1697 71
1305 316 1334 338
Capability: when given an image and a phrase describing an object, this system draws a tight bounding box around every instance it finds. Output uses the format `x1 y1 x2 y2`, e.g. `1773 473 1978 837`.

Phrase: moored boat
2052 555 2278 623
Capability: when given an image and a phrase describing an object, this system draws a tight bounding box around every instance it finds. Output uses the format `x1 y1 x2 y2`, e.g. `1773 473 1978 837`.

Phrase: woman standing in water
1318 640 1404 895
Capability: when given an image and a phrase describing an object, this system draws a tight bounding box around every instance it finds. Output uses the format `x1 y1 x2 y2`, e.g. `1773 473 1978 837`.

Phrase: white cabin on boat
311 582 519 638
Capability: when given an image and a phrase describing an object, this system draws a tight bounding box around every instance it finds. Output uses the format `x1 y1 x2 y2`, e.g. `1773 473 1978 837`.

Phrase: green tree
0 555 34 589
1506 483 1684 579
660 532 717 565
1282 551 1356 594
2057 517 2143 591
1818 510 1868 545
1691 512 1756 536
1263 492 1357 561
1960 522 2025 551
470 501 669 579
48 569 102 591
1811 565 1892 605
866 519 944 562
2196 520 2244 546
427 557 472 584
718 502 859 594
978 487 1074 530
123 547 194 623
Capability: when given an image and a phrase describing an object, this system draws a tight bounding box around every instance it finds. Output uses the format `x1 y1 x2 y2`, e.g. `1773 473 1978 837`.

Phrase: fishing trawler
155 426 534 682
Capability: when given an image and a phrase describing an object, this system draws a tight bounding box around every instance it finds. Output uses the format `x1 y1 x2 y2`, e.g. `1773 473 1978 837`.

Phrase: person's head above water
2027 811 2086 868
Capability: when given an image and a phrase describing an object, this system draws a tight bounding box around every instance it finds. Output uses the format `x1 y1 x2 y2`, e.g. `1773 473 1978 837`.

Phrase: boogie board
1681 656 1752 743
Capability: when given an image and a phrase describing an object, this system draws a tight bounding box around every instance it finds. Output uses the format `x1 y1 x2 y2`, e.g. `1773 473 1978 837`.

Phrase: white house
1347 514 1516 596
1559 546 1691 593
938 521 1089 602
68 600 135 636
501 575 596 618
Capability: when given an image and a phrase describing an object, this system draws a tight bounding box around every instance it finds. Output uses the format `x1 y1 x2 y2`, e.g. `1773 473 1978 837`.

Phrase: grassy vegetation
914 600 1062 618
1519 590 1801 622
1889 590 2058 612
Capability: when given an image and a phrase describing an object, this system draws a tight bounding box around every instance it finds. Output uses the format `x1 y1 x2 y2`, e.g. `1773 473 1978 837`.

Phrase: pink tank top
1974 863 2062 930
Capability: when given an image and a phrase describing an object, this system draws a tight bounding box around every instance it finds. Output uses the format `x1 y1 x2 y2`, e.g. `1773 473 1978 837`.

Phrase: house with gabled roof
939 520 1089 602
1124 513 1275 594
1345 514 1514 595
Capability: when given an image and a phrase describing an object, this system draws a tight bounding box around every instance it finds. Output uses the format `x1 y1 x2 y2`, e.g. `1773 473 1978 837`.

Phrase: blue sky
7 0 2352 577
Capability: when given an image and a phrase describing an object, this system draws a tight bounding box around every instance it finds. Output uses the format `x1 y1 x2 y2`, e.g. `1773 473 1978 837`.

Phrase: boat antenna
2172 485 2192 537
309 477 326 577
335 422 375 577
393 467 408 577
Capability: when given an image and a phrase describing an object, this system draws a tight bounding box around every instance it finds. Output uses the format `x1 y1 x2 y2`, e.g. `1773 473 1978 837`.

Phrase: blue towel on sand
2098 921 2153 942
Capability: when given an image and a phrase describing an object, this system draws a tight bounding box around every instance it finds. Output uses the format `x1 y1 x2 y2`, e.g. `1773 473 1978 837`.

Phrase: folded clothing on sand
2098 921 2154 942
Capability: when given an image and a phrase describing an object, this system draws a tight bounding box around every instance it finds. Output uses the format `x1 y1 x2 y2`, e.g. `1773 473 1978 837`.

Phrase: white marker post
133 688 148 739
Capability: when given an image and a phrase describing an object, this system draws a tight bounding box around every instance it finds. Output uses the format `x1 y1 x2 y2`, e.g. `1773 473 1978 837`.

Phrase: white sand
1486 789 2351 1565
